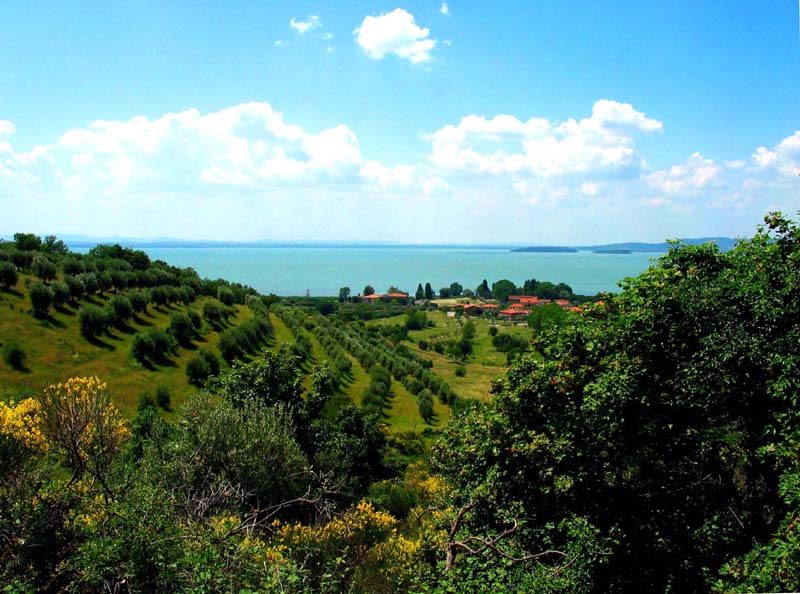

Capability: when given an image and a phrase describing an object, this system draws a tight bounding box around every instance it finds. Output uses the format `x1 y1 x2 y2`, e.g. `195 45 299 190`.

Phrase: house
499 308 530 320
358 292 409 304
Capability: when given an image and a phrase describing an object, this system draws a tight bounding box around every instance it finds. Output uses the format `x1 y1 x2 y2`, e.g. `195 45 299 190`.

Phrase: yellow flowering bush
36 377 128 477
0 397 46 453
273 500 426 592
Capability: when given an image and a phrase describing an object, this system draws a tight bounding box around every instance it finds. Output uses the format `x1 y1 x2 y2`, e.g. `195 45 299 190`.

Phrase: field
0 279 524 434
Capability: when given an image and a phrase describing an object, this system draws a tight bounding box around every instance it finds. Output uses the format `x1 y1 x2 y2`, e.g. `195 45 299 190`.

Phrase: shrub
155 385 171 411
417 388 434 423
217 286 235 306
29 282 53 318
202 300 223 326
108 295 133 324
81 272 99 295
455 365 467 377
132 328 175 365
488 325 499 337
169 311 194 346
128 290 149 315
79 305 107 338
186 352 219 386
131 332 155 364
51 281 70 308
64 275 85 302
31 255 56 283
2 341 27 370
188 309 202 330
418 339 429 351
0 261 18 289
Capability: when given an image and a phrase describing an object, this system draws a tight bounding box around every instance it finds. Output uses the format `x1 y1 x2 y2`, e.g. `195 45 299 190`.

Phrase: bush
169 311 194 346
132 328 175 365
418 339 429 351
188 309 202 330
108 295 133 325
417 388 434 423
455 365 467 377
217 286 235 306
129 290 149 315
0 261 18 289
29 282 53 318
79 305 107 338
186 350 221 386
31 255 56 283
64 275 85 302
155 385 171 411
51 281 70 308
2 341 26 370
488 325 499 337
202 300 223 326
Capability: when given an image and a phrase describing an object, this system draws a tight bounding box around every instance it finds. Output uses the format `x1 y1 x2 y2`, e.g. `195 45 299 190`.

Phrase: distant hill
512 237 738 254
510 246 578 253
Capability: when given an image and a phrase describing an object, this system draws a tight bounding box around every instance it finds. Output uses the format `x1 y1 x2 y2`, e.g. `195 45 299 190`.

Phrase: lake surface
129 246 662 297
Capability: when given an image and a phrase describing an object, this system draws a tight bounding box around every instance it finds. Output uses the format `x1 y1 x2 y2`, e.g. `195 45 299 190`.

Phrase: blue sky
1 1 798 243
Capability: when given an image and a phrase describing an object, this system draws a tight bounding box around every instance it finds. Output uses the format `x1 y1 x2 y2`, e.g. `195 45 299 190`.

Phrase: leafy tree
491 279 517 303
364 285 375 296
2 341 26 370
415 283 424 300
215 346 304 410
435 214 800 593
185 349 221 386
64 275 85 302
417 388 434 423
0 261 18 289
305 361 336 419
13 232 41 252
424 282 434 300
81 272 99 295
339 286 351 302
527 303 567 331
216 286 235 306
439 287 452 298
449 282 464 297
79 305 107 338
31 255 56 283
51 281 69 308
29 282 52 318
42 235 68 255
475 279 492 299
202 299 223 326
128 290 149 316
108 295 133 325
169 311 194 346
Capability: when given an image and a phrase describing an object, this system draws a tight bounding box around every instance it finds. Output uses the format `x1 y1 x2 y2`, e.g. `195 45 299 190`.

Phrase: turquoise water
133 247 661 297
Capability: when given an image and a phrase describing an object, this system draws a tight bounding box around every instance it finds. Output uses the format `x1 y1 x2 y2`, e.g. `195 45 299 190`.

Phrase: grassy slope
0 276 252 417
1 280 487 433
368 310 534 401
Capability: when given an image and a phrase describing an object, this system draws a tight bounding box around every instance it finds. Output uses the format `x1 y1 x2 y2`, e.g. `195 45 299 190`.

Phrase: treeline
409 277 595 303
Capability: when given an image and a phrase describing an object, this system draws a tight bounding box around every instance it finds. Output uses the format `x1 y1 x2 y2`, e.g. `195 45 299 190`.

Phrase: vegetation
2 215 800 592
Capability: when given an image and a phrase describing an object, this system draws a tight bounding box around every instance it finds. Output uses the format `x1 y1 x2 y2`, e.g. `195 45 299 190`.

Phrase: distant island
511 246 579 253
512 237 737 254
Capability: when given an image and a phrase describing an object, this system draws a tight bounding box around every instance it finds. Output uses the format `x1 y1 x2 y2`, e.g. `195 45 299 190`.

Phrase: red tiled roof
482 303 499 309
499 309 530 315
361 294 382 299
385 293 409 298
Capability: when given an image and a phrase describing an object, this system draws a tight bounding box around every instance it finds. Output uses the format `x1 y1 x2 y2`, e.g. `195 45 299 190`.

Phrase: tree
475 279 492 299
108 295 133 325
364 285 375 296
449 282 464 297
425 282 434 301
435 214 800 593
491 279 517 303
339 286 351 302
169 311 194 346
13 232 41 252
305 361 336 419
215 346 305 410
439 287 452 298
415 283 424 300
217 286 235 306
51 281 69 308
79 305 107 338
0 261 18 289
64 275 85 302
42 235 68 255
29 282 53 318
31 255 56 283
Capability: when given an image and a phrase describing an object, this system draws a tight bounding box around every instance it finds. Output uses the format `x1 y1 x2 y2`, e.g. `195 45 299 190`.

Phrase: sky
1 0 798 244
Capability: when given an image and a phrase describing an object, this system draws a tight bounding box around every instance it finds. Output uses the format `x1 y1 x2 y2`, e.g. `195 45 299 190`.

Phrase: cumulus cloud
752 130 800 176
355 9 436 63
2 99 798 243
290 15 321 34
440 2 449 16
644 152 723 194
426 100 662 178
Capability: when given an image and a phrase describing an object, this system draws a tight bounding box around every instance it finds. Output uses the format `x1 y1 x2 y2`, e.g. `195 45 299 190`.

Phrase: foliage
0 261 19 289
79 305 107 339
28 282 52 318
2 341 27 371
215 346 304 409
435 213 800 593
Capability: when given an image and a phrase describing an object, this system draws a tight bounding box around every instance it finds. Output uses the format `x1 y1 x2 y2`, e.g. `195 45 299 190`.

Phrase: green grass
366 309 534 401
0 276 253 417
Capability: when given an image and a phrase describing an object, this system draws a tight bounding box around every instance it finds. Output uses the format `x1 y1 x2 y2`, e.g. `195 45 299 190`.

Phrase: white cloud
326 46 336 53
426 100 662 178
323 32 333 40
274 39 285 47
440 1 449 16
355 9 436 63
753 130 800 176
360 160 416 189
290 15 321 34
581 182 603 196
644 152 722 194
0 120 15 135
442 39 452 47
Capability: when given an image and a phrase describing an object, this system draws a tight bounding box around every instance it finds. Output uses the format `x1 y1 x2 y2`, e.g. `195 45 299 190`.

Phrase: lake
124 246 662 297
